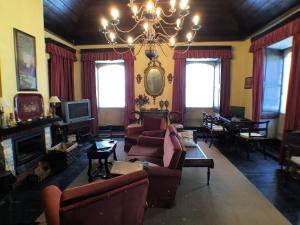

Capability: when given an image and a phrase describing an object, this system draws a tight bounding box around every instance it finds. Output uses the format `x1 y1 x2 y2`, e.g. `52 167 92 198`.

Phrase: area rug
37 141 291 225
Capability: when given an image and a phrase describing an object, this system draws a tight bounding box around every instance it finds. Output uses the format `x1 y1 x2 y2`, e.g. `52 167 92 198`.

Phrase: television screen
68 102 90 119
229 106 245 118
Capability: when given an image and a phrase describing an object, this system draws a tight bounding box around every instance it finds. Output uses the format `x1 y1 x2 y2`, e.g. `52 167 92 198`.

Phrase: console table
140 109 169 124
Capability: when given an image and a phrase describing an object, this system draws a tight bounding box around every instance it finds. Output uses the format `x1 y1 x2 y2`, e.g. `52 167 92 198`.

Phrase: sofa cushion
143 117 164 131
128 145 163 158
125 155 164 166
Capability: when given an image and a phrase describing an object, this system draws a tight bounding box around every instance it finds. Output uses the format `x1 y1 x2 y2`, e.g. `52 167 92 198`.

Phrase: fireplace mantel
0 117 61 141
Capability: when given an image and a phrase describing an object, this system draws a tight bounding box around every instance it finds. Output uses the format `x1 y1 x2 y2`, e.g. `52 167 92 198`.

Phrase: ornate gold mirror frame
144 60 165 103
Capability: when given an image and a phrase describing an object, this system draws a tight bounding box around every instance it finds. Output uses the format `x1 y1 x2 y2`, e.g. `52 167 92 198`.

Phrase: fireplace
13 129 46 174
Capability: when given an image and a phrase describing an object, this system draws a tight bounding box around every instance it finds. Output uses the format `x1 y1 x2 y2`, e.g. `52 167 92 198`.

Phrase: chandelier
100 0 201 60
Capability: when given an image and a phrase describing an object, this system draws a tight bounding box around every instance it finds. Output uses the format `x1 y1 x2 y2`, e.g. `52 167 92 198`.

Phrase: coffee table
87 139 117 182
184 144 214 185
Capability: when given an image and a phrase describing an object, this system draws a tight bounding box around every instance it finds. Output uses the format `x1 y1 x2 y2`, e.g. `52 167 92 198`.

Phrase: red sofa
126 125 186 208
124 116 166 152
41 171 149 225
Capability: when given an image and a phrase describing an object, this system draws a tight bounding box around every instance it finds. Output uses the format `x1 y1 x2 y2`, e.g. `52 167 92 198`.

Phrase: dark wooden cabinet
51 118 94 145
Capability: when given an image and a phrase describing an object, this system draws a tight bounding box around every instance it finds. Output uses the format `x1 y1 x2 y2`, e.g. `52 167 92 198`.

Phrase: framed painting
244 77 252 89
14 28 37 91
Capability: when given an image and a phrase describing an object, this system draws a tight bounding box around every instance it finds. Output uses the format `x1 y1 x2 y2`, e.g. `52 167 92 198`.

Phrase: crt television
61 99 91 123
229 106 245 118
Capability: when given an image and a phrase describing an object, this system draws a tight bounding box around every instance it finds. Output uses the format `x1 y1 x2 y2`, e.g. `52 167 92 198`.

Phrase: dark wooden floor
215 140 300 225
0 137 299 225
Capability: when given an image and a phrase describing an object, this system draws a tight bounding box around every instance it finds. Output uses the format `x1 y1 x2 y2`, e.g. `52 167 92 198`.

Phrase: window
280 50 291 113
262 47 292 116
185 60 219 108
96 60 125 108
214 61 221 111
262 49 283 114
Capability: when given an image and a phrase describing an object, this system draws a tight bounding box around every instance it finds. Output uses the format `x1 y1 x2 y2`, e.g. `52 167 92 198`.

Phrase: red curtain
250 17 300 52
172 57 186 123
284 32 300 131
220 59 231 116
81 50 135 129
172 48 232 121
251 49 265 122
46 43 76 101
81 60 98 134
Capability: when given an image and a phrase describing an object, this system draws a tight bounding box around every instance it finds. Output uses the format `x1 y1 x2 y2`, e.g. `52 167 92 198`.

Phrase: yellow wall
0 0 49 116
75 40 253 118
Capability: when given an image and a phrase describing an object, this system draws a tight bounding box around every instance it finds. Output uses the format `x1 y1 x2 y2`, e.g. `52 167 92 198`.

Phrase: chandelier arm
160 17 178 26
113 19 142 33
161 8 175 18
174 44 191 54
134 41 145 56
157 42 168 57
157 21 179 37
113 26 129 43
156 34 169 42
133 33 146 43
112 47 131 55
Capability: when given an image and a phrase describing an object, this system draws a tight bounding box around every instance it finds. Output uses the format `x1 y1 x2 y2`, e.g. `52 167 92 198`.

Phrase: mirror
144 60 165 103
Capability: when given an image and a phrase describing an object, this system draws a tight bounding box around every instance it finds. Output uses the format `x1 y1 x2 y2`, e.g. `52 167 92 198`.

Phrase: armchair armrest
41 185 62 225
145 166 182 178
142 129 165 137
286 144 300 158
137 135 164 147
126 125 144 136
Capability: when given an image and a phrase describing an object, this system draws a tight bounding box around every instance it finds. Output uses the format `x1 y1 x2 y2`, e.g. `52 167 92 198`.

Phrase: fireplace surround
0 117 58 174
13 129 45 174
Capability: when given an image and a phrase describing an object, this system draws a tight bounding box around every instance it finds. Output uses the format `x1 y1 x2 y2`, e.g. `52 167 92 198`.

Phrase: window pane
96 64 125 108
262 50 283 113
280 51 291 113
185 62 215 108
214 62 221 110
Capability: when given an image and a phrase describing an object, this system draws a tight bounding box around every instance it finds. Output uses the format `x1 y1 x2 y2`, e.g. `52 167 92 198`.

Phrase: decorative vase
164 100 169 110
159 100 164 110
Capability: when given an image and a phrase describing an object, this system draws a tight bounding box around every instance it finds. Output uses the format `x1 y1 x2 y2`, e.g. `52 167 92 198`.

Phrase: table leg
88 159 93 182
207 168 210 185
104 158 110 178
113 145 117 160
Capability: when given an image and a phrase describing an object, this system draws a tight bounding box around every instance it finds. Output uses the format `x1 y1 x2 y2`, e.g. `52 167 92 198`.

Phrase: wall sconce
167 73 174 84
136 73 142 84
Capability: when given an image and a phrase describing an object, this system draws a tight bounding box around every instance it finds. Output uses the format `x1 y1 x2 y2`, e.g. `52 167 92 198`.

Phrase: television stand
52 118 94 145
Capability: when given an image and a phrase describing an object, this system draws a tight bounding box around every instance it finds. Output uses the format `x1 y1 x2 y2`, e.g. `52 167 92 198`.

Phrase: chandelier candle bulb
101 18 108 30
110 32 116 42
128 36 133 47
170 0 176 10
156 8 161 17
144 22 149 32
132 5 138 17
193 15 200 25
179 0 189 10
146 1 154 12
111 8 119 20
170 37 176 47
186 32 192 42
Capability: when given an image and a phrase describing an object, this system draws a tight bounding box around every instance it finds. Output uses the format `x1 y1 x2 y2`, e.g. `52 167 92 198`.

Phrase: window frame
185 59 220 109
95 60 125 108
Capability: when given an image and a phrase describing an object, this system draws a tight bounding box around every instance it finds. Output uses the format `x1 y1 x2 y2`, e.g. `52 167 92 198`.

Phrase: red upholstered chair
41 171 149 225
124 116 166 152
126 125 186 208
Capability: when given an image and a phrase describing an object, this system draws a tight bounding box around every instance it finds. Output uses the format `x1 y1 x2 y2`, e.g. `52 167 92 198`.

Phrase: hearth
13 129 45 174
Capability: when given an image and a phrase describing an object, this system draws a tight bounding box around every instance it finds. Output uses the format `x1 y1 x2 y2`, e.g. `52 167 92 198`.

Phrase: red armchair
126 125 186 208
124 116 166 152
41 171 149 225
